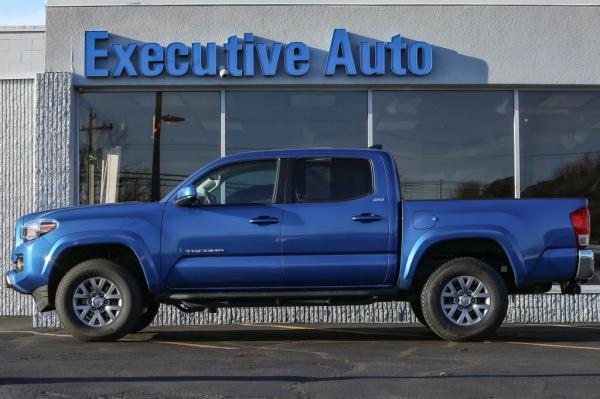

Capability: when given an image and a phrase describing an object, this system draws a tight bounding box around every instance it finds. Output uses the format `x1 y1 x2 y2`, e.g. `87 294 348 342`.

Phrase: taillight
570 207 590 248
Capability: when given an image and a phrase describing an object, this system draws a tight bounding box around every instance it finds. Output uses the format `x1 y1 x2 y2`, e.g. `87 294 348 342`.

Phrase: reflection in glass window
79 92 220 204
520 91 600 244
226 91 367 153
373 91 514 200
159 92 221 197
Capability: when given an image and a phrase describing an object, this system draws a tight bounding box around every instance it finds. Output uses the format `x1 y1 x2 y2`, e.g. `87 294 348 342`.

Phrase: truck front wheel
55 259 143 341
420 257 508 342
408 299 429 327
131 299 160 333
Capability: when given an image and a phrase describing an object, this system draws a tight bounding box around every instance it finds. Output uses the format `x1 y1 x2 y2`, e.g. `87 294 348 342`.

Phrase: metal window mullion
220 89 226 204
367 88 373 147
513 89 521 199
220 89 226 157
73 87 80 205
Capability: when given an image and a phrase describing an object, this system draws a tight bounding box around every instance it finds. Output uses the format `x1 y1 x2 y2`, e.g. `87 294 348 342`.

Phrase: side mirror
174 186 197 207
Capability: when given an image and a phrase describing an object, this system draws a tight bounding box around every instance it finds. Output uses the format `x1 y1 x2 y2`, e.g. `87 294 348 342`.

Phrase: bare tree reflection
401 177 513 200
522 153 600 243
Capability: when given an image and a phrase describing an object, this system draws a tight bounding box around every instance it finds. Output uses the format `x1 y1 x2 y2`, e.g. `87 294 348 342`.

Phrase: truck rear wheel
55 259 143 341
420 257 508 342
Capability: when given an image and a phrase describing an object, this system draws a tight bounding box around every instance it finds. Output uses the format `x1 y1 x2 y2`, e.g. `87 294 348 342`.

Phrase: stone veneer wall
34 72 73 211
30 72 74 327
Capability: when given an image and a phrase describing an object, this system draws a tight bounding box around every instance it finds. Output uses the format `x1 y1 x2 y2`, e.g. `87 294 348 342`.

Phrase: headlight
15 256 24 272
22 221 57 242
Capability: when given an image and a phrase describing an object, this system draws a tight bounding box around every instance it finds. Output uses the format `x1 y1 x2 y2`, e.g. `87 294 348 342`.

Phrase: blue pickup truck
6 148 595 342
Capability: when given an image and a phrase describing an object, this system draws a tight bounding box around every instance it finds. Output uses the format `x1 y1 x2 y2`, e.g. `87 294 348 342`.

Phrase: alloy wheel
72 277 123 327
440 275 491 326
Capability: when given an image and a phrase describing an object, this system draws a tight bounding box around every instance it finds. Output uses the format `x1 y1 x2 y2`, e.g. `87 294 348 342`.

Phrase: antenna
369 144 383 150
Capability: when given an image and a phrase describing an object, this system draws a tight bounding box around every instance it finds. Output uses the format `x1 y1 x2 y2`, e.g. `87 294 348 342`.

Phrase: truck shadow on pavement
3 372 600 386
141 324 600 344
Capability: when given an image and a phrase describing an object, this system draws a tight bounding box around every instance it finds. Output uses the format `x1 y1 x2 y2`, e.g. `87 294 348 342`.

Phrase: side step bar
165 289 400 301
162 289 403 312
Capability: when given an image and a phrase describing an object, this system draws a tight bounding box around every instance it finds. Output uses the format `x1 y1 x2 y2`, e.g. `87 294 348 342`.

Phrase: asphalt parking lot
1 317 600 399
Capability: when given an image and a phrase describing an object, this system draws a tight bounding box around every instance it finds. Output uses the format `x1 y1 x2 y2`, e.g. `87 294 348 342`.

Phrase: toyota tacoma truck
6 148 596 342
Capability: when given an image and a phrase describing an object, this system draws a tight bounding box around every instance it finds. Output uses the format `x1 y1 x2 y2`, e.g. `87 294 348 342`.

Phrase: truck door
162 159 284 289
281 156 392 287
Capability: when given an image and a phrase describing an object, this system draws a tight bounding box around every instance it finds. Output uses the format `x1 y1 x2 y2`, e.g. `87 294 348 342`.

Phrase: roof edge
45 0 600 6
0 26 45 32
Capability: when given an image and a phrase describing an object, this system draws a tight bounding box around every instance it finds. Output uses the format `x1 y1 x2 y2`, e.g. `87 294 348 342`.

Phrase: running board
163 288 402 310
165 288 400 302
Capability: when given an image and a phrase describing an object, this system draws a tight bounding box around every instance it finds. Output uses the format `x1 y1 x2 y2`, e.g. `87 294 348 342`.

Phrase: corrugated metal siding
33 294 600 328
0 78 37 316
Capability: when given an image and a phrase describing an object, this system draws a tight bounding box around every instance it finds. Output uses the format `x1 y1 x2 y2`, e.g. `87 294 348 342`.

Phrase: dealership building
1 0 600 326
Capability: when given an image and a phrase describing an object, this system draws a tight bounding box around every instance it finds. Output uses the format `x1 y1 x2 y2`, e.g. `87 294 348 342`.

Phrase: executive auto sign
84 29 433 78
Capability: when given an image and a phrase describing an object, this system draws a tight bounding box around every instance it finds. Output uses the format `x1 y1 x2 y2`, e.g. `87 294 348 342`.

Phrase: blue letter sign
84 30 433 79
325 29 357 76
85 31 109 77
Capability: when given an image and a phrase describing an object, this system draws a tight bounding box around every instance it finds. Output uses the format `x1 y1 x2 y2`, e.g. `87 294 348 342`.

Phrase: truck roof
223 147 388 162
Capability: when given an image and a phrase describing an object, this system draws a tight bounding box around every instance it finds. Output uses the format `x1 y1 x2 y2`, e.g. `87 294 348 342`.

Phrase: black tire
408 298 429 327
420 257 508 342
55 259 143 342
131 299 160 333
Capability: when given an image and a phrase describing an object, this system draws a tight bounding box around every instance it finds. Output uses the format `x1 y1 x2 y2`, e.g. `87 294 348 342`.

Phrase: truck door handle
352 213 383 223
249 216 279 225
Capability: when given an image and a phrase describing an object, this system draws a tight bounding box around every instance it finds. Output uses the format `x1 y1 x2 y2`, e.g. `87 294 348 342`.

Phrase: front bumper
6 236 54 312
5 271 51 312
575 249 595 281
5 272 14 289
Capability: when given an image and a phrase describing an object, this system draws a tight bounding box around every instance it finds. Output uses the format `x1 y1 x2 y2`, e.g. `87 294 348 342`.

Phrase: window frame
185 158 284 208
284 156 375 204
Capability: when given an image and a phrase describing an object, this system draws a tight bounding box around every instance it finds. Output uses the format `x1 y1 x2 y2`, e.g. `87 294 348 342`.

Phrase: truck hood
17 202 160 225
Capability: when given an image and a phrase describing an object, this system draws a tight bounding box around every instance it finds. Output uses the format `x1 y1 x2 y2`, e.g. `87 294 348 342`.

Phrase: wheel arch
400 231 524 293
45 233 160 308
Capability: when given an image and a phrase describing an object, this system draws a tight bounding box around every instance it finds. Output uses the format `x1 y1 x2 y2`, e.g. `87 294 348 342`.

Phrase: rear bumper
575 249 595 281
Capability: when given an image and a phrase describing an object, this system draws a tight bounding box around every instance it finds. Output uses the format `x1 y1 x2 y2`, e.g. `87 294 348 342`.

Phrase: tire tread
55 258 143 342
420 257 508 342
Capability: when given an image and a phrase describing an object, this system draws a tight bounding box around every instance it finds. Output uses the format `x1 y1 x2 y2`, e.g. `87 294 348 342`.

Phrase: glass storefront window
225 91 367 154
159 92 221 197
520 91 600 244
373 90 514 200
78 91 220 204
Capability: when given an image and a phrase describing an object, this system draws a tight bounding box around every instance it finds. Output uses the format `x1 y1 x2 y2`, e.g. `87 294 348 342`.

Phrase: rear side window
291 158 373 203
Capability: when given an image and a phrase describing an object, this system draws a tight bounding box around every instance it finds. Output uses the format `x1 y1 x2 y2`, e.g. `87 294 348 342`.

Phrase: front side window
291 158 373 203
195 160 278 206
